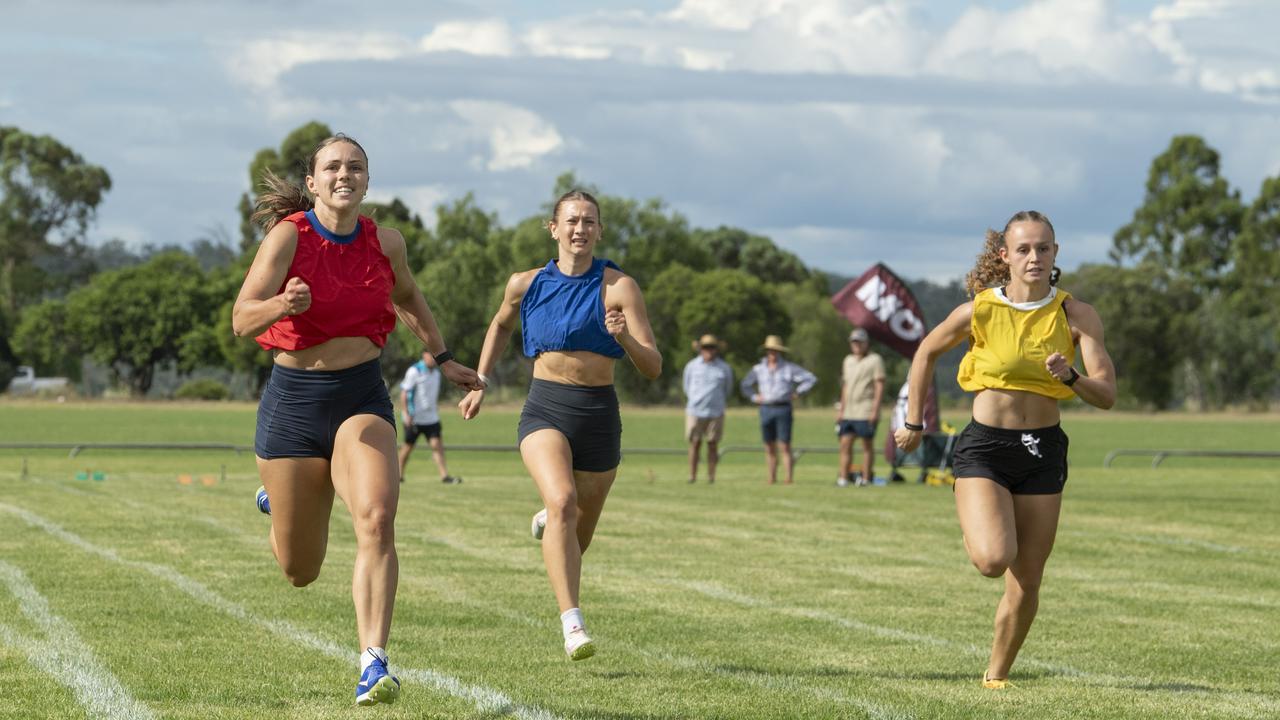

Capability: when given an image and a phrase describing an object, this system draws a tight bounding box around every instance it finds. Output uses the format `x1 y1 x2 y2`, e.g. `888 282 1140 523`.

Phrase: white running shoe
564 626 595 661
531 508 547 540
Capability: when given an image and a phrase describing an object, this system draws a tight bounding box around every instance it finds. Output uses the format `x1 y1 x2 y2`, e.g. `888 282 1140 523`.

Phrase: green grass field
0 400 1277 719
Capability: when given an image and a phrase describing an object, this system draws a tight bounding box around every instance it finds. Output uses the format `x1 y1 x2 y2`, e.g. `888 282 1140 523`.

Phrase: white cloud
367 184 451 226
225 32 415 92
448 100 563 171
420 20 517 57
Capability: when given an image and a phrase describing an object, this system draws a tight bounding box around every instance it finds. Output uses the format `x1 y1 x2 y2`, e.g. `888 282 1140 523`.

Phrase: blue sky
3 0 1277 282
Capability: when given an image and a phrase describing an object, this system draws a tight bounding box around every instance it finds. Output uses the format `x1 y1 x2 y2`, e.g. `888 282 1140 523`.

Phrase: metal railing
1103 448 1280 468
0 442 841 460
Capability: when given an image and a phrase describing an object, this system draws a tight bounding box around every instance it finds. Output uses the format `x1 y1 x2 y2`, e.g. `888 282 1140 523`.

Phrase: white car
7 365 69 396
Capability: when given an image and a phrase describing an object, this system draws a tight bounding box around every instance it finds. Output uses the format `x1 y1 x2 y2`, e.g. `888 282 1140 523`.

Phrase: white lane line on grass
669 578 1089 677
0 561 156 720
0 502 562 720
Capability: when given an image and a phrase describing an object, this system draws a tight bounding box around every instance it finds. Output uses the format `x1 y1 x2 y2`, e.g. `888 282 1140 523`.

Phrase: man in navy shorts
398 351 460 484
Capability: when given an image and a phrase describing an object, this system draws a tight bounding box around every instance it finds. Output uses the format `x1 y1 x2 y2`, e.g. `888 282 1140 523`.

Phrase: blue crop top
521 258 626 359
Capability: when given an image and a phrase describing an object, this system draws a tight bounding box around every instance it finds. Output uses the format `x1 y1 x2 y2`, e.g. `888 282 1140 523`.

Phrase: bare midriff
971 388 1061 430
533 350 616 387
272 336 382 371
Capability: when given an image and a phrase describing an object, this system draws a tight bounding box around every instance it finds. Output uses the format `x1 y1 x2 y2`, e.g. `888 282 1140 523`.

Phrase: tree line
1 124 1275 409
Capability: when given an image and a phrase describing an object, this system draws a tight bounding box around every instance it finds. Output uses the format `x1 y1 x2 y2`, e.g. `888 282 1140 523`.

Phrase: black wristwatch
433 349 454 366
1062 367 1080 387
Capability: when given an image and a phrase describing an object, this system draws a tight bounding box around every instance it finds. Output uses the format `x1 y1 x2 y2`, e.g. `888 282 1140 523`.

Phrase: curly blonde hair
964 210 1059 296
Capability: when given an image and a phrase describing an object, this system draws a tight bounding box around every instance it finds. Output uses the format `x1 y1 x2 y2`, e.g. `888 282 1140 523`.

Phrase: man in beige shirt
836 328 885 486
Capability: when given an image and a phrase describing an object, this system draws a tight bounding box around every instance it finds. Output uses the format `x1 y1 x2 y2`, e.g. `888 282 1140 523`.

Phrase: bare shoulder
1063 296 1103 330
376 226 406 255
603 266 640 294
944 301 975 325
505 267 542 298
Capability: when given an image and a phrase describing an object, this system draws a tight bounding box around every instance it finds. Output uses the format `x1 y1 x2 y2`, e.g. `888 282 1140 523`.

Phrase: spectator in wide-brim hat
740 335 817 485
682 334 733 484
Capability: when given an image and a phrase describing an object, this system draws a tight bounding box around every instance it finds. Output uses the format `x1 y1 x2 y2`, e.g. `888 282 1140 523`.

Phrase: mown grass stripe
0 560 156 720
0 502 562 720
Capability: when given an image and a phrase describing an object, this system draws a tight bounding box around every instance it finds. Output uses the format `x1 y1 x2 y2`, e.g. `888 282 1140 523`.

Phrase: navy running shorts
759 403 794 444
951 419 1069 495
404 421 442 444
518 378 621 473
255 358 395 460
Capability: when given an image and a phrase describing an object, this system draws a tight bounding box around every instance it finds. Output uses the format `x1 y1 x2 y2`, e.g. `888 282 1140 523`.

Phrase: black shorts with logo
951 419 1069 495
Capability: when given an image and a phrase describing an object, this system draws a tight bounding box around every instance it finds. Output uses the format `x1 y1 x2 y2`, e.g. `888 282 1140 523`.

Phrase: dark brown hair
964 210 1060 296
251 134 369 230
548 189 602 226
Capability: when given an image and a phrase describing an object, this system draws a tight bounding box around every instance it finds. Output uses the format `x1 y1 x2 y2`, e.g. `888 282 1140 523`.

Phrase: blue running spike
355 657 400 706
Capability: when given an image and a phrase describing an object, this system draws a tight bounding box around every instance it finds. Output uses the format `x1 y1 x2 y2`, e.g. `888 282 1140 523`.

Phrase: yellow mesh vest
957 287 1076 400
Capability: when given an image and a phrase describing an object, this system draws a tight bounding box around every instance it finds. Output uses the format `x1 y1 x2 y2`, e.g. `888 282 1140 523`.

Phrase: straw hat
691 334 727 352
760 335 790 353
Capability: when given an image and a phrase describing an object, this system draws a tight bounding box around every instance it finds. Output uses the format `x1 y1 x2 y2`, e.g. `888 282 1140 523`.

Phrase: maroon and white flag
831 263 942 437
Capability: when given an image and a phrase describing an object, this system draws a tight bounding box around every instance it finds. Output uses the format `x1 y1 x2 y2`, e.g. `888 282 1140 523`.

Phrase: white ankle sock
560 608 585 639
361 646 387 671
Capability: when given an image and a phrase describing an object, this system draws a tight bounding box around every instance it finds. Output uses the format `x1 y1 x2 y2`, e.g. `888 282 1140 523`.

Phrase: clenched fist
604 308 628 339
280 277 311 316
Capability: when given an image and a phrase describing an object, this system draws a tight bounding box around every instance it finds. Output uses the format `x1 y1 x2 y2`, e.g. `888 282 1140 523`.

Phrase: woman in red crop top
458 190 661 661
895 211 1116 689
232 134 481 705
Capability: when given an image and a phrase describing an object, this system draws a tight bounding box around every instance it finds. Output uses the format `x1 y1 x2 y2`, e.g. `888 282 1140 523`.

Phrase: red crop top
255 211 397 351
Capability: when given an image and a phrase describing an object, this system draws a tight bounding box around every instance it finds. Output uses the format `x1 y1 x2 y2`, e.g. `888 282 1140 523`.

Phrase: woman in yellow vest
894 211 1116 689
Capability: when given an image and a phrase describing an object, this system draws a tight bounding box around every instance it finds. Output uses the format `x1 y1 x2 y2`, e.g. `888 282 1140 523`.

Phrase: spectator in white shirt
682 334 734 484
399 351 459 484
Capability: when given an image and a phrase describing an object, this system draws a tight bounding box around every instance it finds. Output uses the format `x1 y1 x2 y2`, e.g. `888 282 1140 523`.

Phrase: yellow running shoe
982 672 1014 690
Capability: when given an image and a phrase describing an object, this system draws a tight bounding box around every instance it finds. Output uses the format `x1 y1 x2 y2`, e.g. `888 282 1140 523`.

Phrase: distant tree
1112 135 1244 291
237 121 333 250
11 299 80 380
647 266 790 403
695 226 811 285
366 197 438 274
65 252 213 395
0 126 112 314
1064 262 1198 408
776 283 852 405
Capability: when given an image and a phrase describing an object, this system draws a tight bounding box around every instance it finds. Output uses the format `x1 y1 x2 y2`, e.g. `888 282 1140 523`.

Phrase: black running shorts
518 378 621 473
951 419 1068 495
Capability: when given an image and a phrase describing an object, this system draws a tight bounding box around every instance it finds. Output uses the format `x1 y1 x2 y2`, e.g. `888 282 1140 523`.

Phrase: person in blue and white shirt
682 334 734 484
740 335 817 485
398 350 459 484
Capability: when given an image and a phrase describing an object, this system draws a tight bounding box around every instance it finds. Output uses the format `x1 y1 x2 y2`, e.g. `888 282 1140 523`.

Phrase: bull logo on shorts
1020 432 1042 458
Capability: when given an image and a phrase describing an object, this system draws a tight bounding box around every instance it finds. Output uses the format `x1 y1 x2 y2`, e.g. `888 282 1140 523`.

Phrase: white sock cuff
361 646 388 671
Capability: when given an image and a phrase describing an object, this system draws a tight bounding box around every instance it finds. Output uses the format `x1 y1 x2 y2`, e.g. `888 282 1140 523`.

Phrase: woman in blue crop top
894 211 1116 690
459 189 661 661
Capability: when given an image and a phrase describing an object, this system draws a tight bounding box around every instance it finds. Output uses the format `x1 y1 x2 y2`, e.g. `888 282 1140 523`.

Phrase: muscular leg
257 457 334 587
987 493 1062 680
706 440 719 483
428 436 449 479
688 438 702 482
838 434 854 480
331 415 401 651
779 441 795 485
954 476 1017 577
763 441 778 484
521 429 619 612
